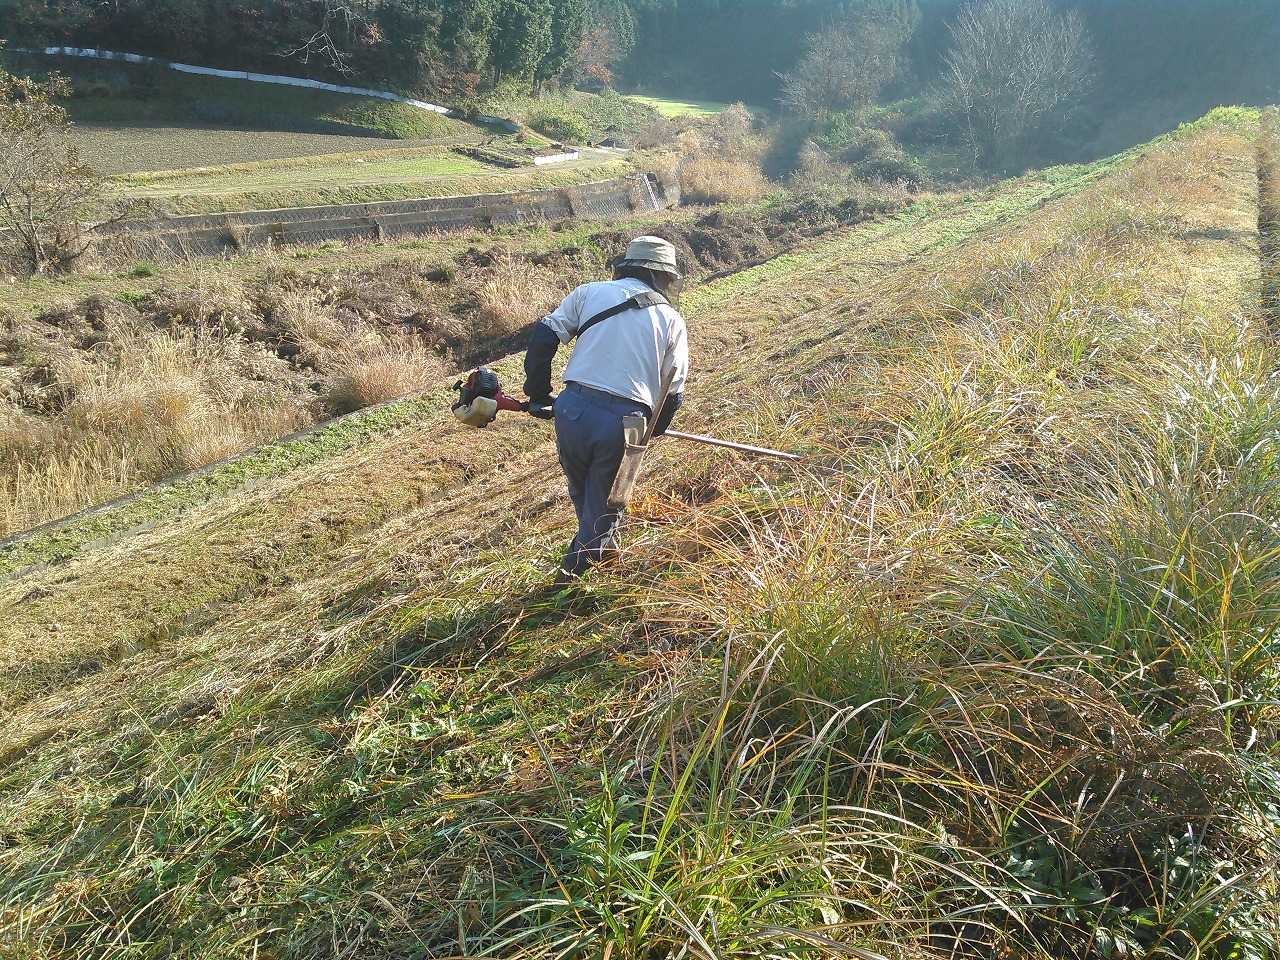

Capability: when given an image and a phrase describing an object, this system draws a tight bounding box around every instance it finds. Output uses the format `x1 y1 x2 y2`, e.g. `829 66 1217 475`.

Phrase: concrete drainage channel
104 173 672 258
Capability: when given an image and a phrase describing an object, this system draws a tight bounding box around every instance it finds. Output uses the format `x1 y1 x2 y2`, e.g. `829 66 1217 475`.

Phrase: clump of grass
147 273 258 333
678 157 775 205
589 364 1280 957
1260 109 1279 330
470 253 569 341
323 334 445 414
262 286 350 366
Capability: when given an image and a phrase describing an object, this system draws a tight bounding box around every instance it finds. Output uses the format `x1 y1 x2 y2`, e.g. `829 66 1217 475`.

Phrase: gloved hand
528 395 557 420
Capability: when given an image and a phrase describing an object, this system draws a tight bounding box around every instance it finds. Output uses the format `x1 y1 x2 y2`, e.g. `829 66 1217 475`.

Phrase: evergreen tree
536 0 589 86
491 0 555 83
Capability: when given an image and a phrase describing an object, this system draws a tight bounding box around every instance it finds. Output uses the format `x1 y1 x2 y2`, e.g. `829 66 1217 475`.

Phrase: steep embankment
2 111 1276 959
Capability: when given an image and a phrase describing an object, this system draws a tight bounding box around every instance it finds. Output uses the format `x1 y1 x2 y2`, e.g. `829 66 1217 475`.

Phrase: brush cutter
451 367 529 427
451 369 804 466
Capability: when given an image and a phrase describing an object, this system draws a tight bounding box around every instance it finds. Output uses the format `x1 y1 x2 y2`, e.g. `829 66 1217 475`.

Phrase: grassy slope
0 163 1104 702
2 113 1277 958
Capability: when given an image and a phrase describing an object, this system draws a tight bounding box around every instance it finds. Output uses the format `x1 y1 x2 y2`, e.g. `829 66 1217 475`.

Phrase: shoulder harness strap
574 289 669 342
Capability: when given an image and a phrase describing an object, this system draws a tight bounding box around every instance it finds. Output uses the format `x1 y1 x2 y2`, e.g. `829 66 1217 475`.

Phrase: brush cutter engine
452 367 528 427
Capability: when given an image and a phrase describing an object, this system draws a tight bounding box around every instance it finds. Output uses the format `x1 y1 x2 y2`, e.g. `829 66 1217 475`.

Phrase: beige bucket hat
619 236 681 278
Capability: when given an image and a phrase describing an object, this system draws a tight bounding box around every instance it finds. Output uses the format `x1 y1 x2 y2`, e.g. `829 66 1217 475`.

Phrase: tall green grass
531 128 1280 958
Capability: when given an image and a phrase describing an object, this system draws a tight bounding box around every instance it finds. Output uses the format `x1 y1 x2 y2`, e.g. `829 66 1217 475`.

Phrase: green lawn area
624 94 747 117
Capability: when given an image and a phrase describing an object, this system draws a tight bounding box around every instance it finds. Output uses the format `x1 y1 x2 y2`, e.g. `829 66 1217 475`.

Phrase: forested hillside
4 0 1277 121
0 0 603 104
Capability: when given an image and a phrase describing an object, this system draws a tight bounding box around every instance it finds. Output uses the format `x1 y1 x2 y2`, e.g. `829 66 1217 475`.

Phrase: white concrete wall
533 151 579 166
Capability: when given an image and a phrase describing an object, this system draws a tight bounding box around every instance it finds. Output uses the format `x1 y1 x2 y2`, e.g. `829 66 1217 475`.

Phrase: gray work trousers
554 382 649 577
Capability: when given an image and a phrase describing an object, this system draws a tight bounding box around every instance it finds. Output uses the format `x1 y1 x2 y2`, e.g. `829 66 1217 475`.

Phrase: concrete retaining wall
103 173 670 257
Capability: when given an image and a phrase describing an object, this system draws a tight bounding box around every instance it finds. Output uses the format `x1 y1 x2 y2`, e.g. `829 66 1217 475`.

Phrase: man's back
539 277 688 413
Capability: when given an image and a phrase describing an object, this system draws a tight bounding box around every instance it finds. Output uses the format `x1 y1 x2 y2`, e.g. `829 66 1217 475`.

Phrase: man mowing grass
523 236 689 590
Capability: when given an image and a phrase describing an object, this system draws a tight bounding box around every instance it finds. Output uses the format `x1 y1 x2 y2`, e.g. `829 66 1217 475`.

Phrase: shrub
527 105 591 144
819 117 929 185
853 149 927 185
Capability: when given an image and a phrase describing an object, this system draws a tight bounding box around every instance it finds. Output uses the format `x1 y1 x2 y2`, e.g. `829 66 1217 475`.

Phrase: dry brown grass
471 253 569 340
323 334 446 414
0 242 579 534
265 287 350 365
0 321 308 535
678 157 774 205
657 101 774 205
148 273 258 332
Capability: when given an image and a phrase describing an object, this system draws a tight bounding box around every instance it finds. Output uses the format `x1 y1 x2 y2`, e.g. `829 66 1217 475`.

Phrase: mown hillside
2 109 1279 958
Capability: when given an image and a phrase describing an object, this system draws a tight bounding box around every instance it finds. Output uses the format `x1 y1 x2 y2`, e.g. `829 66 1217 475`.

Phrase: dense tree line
619 0 1279 113
615 0 920 105
0 0 1275 142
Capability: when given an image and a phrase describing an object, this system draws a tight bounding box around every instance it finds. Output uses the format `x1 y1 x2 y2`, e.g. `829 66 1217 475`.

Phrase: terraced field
623 94 739 116
110 145 632 214
2 111 1277 958
75 124 479 175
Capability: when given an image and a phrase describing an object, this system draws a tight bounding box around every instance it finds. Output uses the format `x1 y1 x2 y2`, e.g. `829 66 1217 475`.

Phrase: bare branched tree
279 0 375 76
0 70 104 275
937 0 1093 167
0 63 152 276
779 14 909 125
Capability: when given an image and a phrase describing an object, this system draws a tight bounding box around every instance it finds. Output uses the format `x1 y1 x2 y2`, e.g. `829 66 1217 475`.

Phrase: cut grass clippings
0 393 441 580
